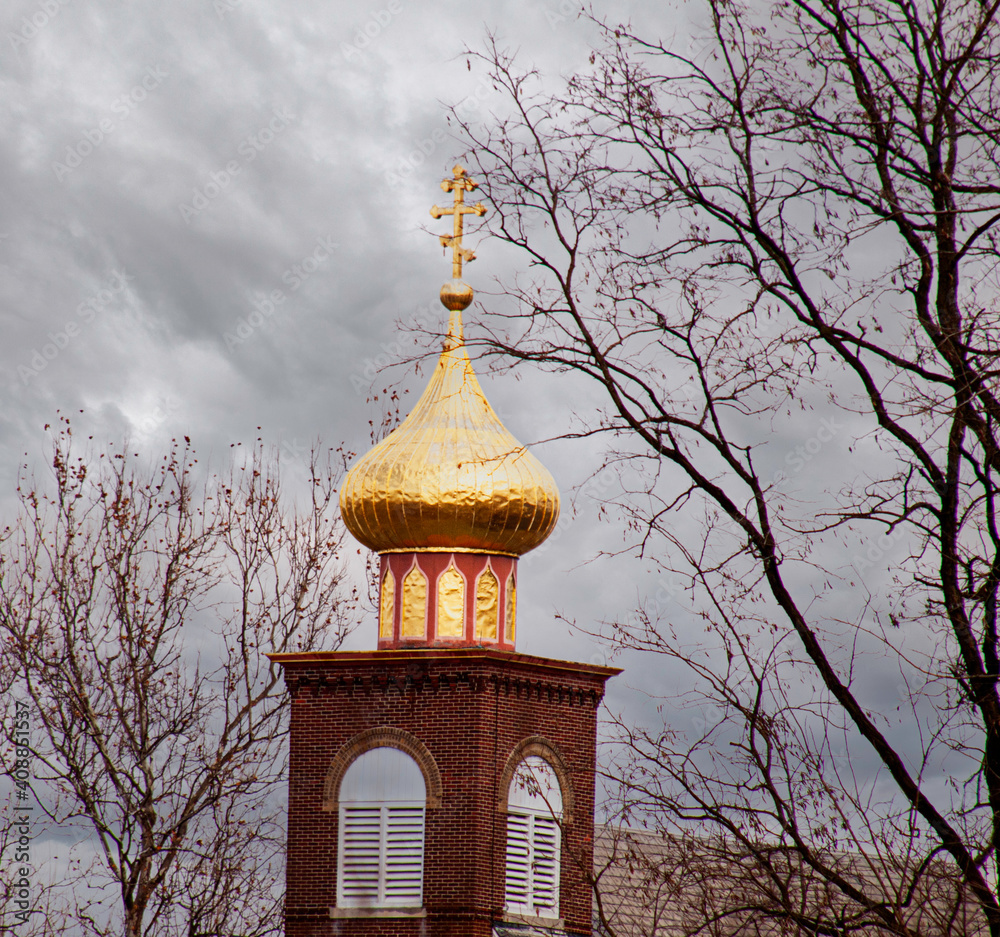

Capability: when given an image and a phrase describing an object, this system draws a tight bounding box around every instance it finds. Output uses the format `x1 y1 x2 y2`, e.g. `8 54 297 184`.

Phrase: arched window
505 756 562 918
337 747 426 909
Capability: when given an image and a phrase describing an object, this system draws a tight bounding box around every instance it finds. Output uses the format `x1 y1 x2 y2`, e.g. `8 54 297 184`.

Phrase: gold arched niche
401 564 427 638
475 566 499 641
379 570 395 639
437 563 465 638
505 572 516 643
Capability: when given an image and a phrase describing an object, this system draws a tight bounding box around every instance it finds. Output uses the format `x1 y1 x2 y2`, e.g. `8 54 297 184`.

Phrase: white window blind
504 812 561 916
505 812 531 908
338 803 425 907
505 756 562 918
340 806 381 905
384 806 424 904
530 814 560 912
337 747 427 909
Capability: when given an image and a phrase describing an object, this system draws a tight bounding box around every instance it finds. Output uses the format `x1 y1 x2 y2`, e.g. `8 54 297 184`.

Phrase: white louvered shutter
530 814 560 915
338 803 425 907
339 806 381 906
505 812 532 909
505 811 561 917
384 805 425 905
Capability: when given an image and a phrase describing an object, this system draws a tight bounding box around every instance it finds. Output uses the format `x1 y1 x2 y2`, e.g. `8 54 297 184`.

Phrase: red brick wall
274 648 617 937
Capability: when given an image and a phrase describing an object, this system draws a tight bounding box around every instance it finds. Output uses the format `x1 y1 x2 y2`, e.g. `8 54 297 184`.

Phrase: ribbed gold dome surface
340 309 560 556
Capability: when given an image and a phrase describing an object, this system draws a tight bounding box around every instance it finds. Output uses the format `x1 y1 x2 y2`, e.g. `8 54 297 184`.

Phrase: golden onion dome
339 305 560 556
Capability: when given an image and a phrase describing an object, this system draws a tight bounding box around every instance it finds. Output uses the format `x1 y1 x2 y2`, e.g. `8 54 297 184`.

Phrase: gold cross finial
430 164 487 280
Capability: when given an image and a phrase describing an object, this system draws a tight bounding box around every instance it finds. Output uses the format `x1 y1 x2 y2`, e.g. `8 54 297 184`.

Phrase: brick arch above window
498 736 575 825
323 726 443 811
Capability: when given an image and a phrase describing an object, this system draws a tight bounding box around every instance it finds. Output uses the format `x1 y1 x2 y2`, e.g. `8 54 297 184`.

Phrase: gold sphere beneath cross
440 279 474 310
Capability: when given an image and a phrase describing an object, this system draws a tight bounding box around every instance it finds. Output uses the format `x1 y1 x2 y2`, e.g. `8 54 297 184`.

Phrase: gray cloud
0 0 930 892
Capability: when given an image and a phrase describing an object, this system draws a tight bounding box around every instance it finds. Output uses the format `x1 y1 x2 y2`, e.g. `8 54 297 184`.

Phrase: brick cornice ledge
284 668 608 709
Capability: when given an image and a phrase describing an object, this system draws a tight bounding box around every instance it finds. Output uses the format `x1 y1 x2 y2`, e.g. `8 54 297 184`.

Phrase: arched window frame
502 747 568 920
326 729 442 913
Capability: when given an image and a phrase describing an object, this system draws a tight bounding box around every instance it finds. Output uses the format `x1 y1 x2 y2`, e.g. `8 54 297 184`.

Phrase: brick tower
272 165 618 937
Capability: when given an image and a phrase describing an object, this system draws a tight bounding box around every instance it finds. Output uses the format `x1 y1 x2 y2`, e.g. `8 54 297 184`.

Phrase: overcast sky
2 0 938 885
2 0 709 717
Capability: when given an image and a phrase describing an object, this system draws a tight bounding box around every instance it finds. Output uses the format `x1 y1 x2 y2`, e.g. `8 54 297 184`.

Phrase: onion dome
339 304 560 556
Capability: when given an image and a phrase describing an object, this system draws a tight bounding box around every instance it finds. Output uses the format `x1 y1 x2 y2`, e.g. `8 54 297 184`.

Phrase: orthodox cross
430 164 487 279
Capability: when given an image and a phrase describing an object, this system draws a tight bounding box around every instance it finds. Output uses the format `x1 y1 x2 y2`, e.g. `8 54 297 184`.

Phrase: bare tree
0 416 356 936
455 1 1000 933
